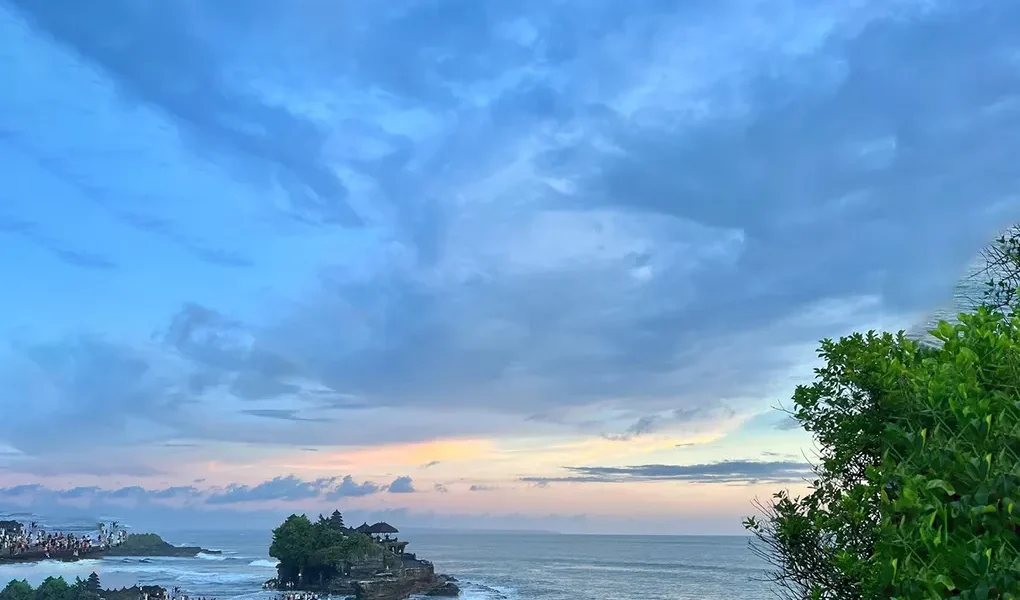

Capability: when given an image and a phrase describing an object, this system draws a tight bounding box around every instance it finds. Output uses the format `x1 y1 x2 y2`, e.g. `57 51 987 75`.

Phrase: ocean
0 530 773 600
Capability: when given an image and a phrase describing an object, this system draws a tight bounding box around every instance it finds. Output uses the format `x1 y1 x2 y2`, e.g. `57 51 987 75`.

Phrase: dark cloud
206 475 337 504
0 214 116 270
521 460 813 485
0 336 189 455
601 416 660 442
4 0 360 228
469 485 498 492
240 409 321 423
601 407 737 441
387 476 415 494
0 137 251 270
422 461 441 469
433 483 449 493
324 476 381 500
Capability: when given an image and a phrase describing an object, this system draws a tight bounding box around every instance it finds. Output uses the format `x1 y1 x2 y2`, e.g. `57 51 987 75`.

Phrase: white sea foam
458 581 517 600
101 562 265 585
0 559 104 586
247 559 278 568
196 552 227 561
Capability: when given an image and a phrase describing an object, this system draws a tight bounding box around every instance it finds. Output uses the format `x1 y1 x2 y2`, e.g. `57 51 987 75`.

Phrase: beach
0 529 772 600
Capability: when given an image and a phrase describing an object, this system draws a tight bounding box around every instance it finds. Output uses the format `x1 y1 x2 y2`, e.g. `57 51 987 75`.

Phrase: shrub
747 310 1020 599
873 310 1020 599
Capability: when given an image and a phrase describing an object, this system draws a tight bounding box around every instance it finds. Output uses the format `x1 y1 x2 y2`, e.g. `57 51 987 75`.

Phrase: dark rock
103 533 219 558
424 581 460 596
352 573 459 600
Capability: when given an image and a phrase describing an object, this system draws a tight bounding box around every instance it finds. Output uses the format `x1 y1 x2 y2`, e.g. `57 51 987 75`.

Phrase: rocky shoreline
0 533 220 564
266 573 460 600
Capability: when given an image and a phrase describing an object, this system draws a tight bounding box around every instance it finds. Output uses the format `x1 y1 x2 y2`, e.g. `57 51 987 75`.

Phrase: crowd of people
0 521 127 558
166 585 217 600
261 581 322 600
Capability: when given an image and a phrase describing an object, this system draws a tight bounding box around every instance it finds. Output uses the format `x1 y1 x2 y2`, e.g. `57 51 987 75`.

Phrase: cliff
102 534 220 558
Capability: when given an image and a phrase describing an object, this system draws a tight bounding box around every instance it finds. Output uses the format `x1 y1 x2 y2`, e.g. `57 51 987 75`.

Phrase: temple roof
365 521 399 534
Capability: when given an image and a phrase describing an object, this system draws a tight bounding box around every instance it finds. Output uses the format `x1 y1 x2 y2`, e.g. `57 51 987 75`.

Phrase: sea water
0 529 773 600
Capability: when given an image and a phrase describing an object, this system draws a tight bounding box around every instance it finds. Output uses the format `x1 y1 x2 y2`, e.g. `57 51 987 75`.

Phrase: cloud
433 483 449 493
601 406 737 441
0 215 117 270
206 475 337 504
1 0 1019 465
521 460 814 485
774 415 802 431
0 474 386 510
240 409 322 423
422 461 441 469
325 476 381 500
387 476 415 494
469 485 499 492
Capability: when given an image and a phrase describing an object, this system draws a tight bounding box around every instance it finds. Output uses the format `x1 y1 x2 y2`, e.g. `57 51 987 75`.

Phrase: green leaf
934 575 956 591
926 479 956 496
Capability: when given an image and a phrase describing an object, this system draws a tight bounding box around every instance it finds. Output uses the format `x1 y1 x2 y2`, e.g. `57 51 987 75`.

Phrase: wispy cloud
522 460 813 485
0 474 396 508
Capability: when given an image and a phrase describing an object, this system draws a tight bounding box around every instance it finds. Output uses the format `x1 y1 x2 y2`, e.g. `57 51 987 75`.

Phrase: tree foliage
1 577 102 600
747 229 1020 599
269 512 382 586
874 311 1020 599
0 580 33 600
745 331 922 599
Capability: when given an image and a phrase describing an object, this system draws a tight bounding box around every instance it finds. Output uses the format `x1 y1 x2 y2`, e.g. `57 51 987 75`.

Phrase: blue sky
0 0 1017 534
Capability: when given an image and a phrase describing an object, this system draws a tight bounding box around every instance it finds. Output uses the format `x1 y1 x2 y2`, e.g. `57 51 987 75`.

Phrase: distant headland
265 510 460 600
0 520 219 563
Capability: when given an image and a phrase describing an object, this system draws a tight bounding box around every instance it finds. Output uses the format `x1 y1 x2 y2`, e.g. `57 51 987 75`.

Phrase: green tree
0 580 33 600
270 514 316 585
33 577 69 600
271 513 385 586
84 574 99 594
746 312 1020 599
744 330 920 599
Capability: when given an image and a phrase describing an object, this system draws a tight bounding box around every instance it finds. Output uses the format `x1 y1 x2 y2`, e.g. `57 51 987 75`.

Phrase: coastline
0 530 771 600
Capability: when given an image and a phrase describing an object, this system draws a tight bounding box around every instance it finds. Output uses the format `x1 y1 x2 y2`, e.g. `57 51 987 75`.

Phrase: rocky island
103 533 220 558
266 511 460 600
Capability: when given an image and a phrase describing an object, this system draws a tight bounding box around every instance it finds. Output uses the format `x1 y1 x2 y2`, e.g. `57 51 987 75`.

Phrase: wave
0 559 105 586
457 581 517 600
248 559 278 568
101 562 266 585
196 552 227 561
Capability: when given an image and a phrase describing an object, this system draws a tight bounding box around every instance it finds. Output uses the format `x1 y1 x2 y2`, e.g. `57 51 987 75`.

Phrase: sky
0 0 1018 536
